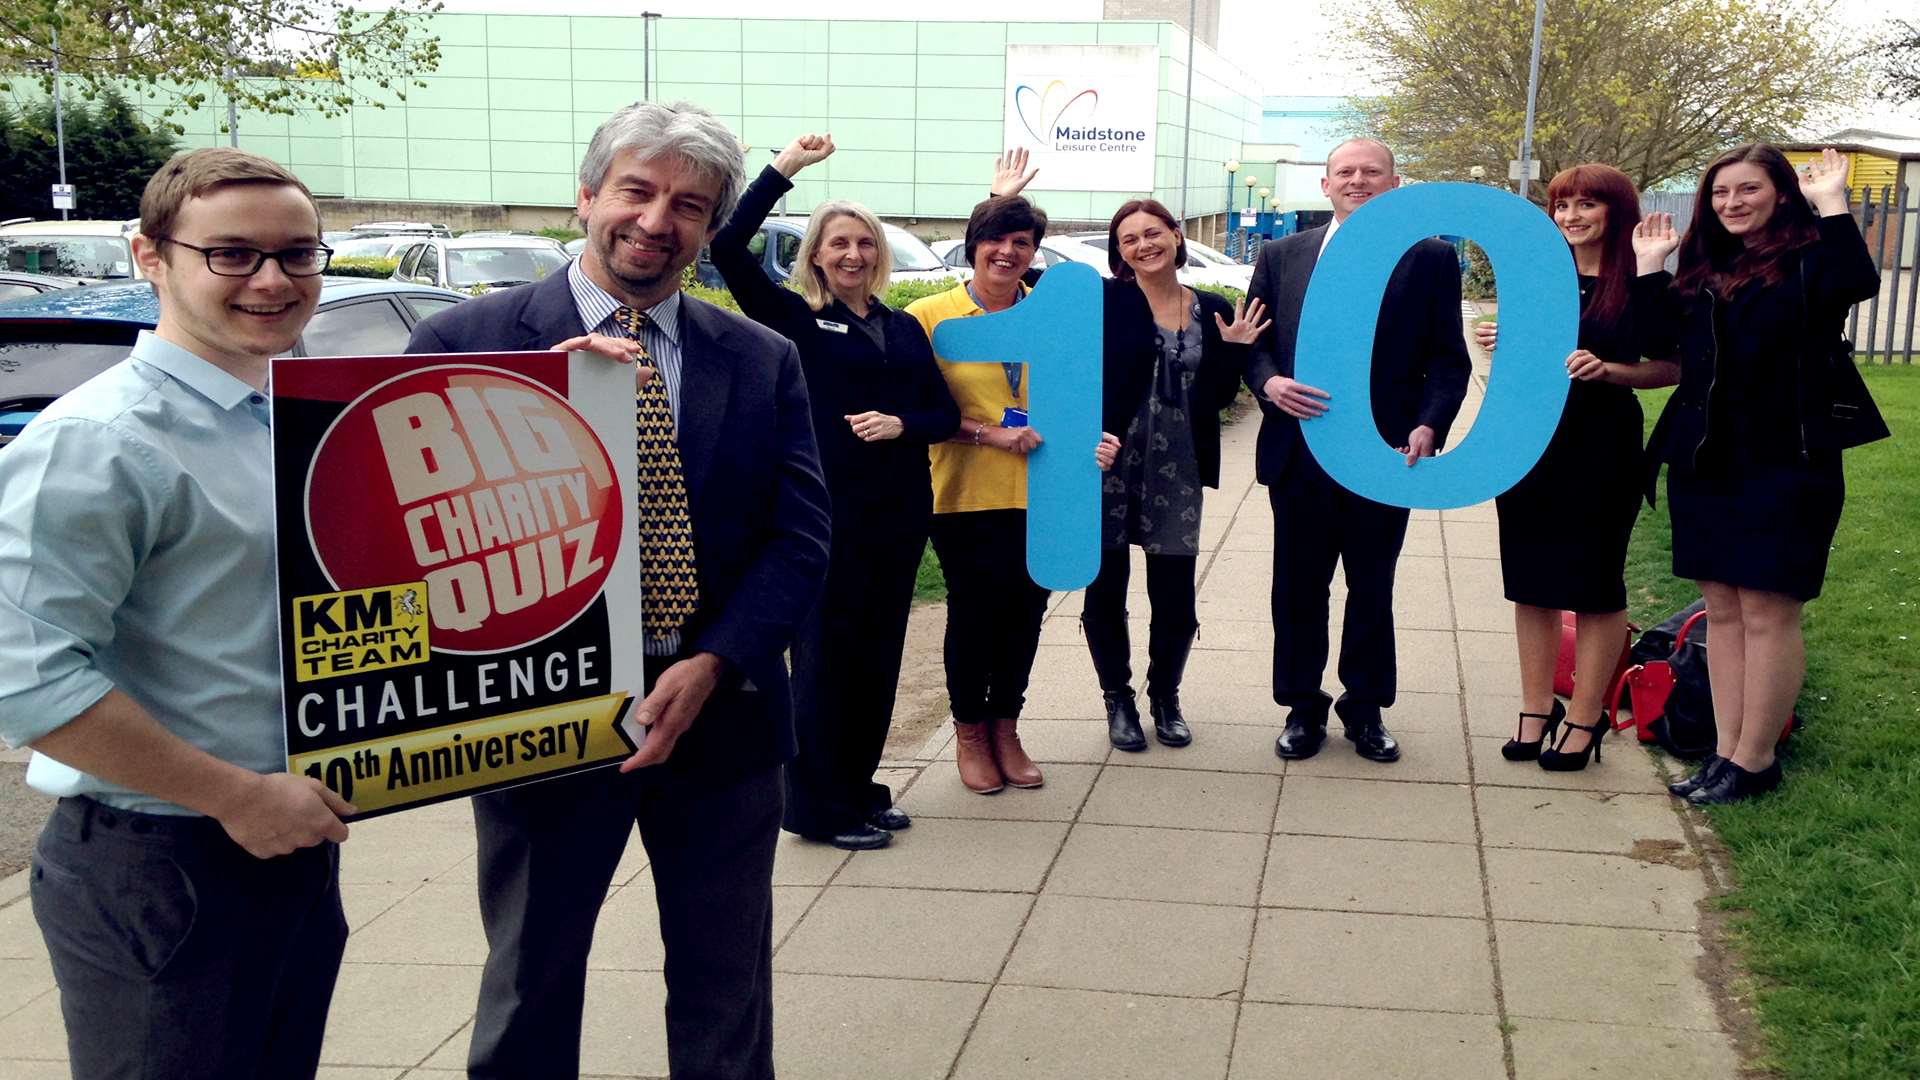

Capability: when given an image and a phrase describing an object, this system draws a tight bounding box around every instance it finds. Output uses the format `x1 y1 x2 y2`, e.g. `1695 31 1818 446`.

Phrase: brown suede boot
953 722 1004 794
989 718 1045 789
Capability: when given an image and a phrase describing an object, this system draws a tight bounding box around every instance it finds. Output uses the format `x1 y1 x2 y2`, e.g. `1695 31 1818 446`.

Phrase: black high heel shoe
1502 699 1565 761
1538 709 1608 772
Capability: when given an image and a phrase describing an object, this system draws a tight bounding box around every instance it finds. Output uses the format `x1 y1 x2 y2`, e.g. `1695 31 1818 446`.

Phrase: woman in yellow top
907 189 1118 794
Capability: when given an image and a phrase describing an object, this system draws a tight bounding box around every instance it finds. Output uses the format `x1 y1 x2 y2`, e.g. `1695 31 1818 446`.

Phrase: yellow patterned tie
611 305 699 644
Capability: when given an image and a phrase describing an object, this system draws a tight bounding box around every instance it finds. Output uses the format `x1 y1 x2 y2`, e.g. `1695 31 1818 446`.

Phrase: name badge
815 319 849 334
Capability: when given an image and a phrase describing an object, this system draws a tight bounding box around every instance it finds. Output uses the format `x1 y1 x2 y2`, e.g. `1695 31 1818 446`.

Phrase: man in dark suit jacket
1246 137 1471 764
406 101 830 1080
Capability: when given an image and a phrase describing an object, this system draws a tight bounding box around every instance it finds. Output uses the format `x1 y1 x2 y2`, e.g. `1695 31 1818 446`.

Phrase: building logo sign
1004 45 1158 192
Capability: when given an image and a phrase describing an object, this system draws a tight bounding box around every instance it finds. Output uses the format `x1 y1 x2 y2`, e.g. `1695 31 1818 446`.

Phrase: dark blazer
1101 278 1248 488
710 165 960 510
406 271 833 779
1244 225 1472 485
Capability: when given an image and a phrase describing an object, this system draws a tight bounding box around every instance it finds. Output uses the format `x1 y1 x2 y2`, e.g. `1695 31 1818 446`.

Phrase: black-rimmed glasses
159 239 333 277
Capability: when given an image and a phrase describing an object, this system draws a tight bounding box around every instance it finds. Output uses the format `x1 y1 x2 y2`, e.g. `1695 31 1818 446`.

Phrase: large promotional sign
272 351 645 818
1003 44 1158 192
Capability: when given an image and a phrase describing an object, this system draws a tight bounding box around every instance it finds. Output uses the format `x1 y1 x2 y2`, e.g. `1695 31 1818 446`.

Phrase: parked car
460 231 568 254
930 235 1113 278
351 220 451 238
695 214 953 289
0 219 142 282
329 234 417 261
564 237 587 257
0 277 467 447
1068 231 1253 291
0 271 86 303
390 235 570 294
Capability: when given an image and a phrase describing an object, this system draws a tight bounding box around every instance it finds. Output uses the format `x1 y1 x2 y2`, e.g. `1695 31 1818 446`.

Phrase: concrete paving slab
952 985 1237 1080
1469 737 1671 795
1000 894 1253 998
898 761 1098 822
1497 920 1720 1030
1185 648 1283 688
1192 617 1280 653
337 821 479 886
0 892 47 959
0 955 53 1019
1229 1003 1506 1080
1476 788 1690 855
576 969 671 1077
833 818 1069 893
1245 909 1496 1014
0 1060 69 1079
1371 691 1467 734
1100 721 1286 774
1465 690 1528 738
1045 823 1269 907
0 987 65 1060
1117 678 1279 728
1400 517 1444 558
1262 834 1485 918
1456 630 1518 664
1280 727 1471 784
1274 775 1478 844
772 830 851 886
590 884 668 971
1443 520 1502 558
341 881 427 934
317 1069 404 1080
1462 658 1524 697
772 974 986 1080
344 880 487 966
774 886 1030 983
1080 766 1281 834
1509 1016 1743 1079
1485 847 1708 931
319 962 482 1068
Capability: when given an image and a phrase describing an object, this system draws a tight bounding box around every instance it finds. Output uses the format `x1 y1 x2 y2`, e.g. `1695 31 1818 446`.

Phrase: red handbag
1553 611 1634 699
1610 608 1793 748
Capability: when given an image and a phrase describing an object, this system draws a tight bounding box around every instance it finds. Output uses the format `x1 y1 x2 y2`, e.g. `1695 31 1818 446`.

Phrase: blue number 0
1294 182 1578 509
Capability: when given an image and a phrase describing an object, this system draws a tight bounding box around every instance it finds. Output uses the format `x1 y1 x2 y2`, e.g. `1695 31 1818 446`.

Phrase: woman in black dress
710 133 960 849
1475 163 1678 771
1643 145 1879 804
1084 199 1266 751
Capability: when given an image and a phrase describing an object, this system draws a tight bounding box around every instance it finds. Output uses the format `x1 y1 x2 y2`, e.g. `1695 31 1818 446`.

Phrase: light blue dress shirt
0 331 282 815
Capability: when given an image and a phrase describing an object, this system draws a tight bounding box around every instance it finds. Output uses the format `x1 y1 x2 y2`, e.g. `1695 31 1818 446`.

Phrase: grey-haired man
408 101 830 1080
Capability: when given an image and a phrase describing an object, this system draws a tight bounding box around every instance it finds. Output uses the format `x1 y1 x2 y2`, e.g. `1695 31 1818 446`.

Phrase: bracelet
972 425 984 446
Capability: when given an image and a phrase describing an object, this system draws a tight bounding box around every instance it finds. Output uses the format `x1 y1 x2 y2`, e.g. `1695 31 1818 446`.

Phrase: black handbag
1799 258 1890 452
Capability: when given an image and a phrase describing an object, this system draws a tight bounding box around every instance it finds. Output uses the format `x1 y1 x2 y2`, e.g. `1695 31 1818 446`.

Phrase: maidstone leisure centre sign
1003 44 1158 192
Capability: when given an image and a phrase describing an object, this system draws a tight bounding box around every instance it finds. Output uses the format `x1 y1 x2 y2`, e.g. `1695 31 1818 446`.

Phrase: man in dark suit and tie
406 101 830 1080
1246 137 1471 764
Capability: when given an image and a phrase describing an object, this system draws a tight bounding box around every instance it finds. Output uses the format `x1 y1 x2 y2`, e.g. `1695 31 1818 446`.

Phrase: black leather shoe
1106 691 1148 752
1667 755 1726 798
1334 699 1399 762
869 807 912 831
810 824 892 851
1150 696 1192 747
1274 711 1327 760
1686 760 1782 806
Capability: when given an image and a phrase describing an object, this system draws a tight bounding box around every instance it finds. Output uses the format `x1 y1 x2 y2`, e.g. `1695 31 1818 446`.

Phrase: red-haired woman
1643 146 1879 804
1476 164 1678 771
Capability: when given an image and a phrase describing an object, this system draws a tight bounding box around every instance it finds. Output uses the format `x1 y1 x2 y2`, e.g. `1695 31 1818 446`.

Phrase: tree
0 0 442 135
1336 0 1865 198
0 89 180 220
1870 19 1920 103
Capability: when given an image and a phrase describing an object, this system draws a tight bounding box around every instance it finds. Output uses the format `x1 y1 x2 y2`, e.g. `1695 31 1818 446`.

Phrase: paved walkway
0 364 1746 1079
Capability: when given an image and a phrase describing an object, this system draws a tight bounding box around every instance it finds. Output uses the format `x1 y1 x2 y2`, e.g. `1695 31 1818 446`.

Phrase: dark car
0 271 86 304
0 277 467 447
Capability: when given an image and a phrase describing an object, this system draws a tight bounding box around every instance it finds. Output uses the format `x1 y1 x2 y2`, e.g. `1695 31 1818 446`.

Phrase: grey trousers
467 762 783 1080
31 796 347 1080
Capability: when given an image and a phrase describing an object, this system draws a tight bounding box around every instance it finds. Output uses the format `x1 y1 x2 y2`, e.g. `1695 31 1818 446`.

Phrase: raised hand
991 147 1040 197
1215 296 1272 344
1631 212 1679 273
1799 146 1850 215
773 133 835 178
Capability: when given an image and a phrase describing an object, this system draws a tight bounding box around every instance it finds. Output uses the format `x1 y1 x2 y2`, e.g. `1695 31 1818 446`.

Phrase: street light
1243 175 1258 209
1257 186 1271 210
24 31 71 220
1223 160 1240 249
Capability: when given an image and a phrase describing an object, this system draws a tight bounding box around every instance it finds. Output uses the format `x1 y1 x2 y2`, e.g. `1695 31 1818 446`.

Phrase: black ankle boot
1105 691 1147 751
1149 696 1191 746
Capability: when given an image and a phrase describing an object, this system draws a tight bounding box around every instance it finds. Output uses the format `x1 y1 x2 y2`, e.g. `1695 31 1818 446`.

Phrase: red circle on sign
306 365 623 654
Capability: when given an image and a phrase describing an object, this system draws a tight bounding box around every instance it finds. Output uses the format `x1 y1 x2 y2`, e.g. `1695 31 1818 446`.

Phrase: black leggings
1081 545 1198 699
929 508 1050 724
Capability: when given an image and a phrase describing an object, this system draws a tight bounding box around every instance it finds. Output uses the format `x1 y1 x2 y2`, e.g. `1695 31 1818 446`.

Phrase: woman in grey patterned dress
1085 199 1268 751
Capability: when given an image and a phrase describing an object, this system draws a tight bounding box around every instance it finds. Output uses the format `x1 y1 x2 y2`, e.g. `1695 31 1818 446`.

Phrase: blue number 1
930 263 1104 590
1294 182 1578 509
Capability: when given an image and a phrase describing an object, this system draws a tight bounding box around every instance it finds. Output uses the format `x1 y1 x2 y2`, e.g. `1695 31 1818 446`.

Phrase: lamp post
1243 175 1257 209
26 29 71 220
1223 160 1240 250
1257 187 1270 212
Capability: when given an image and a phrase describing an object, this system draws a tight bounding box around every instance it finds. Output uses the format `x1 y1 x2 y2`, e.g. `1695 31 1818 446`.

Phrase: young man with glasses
0 147 353 1079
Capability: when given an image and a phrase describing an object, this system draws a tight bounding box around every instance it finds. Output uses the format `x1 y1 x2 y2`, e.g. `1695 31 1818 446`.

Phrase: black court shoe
1502 699 1566 762
1538 710 1608 772
1667 755 1727 798
1686 760 1782 805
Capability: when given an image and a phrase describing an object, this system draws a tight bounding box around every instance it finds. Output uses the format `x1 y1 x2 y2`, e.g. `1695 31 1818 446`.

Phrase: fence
1644 185 1918 363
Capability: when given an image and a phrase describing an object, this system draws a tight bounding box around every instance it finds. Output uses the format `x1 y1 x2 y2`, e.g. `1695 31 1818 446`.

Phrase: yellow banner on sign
292 581 431 683
290 692 633 815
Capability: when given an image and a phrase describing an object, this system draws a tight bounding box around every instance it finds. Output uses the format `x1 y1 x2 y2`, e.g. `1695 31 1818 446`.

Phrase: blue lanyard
965 283 1024 396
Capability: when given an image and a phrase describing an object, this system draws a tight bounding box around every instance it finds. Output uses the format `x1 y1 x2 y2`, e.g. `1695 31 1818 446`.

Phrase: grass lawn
1626 366 1920 1079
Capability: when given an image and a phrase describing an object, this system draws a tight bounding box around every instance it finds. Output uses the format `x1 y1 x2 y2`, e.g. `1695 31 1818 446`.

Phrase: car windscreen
331 236 405 259
882 225 945 272
0 235 134 279
445 246 568 288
